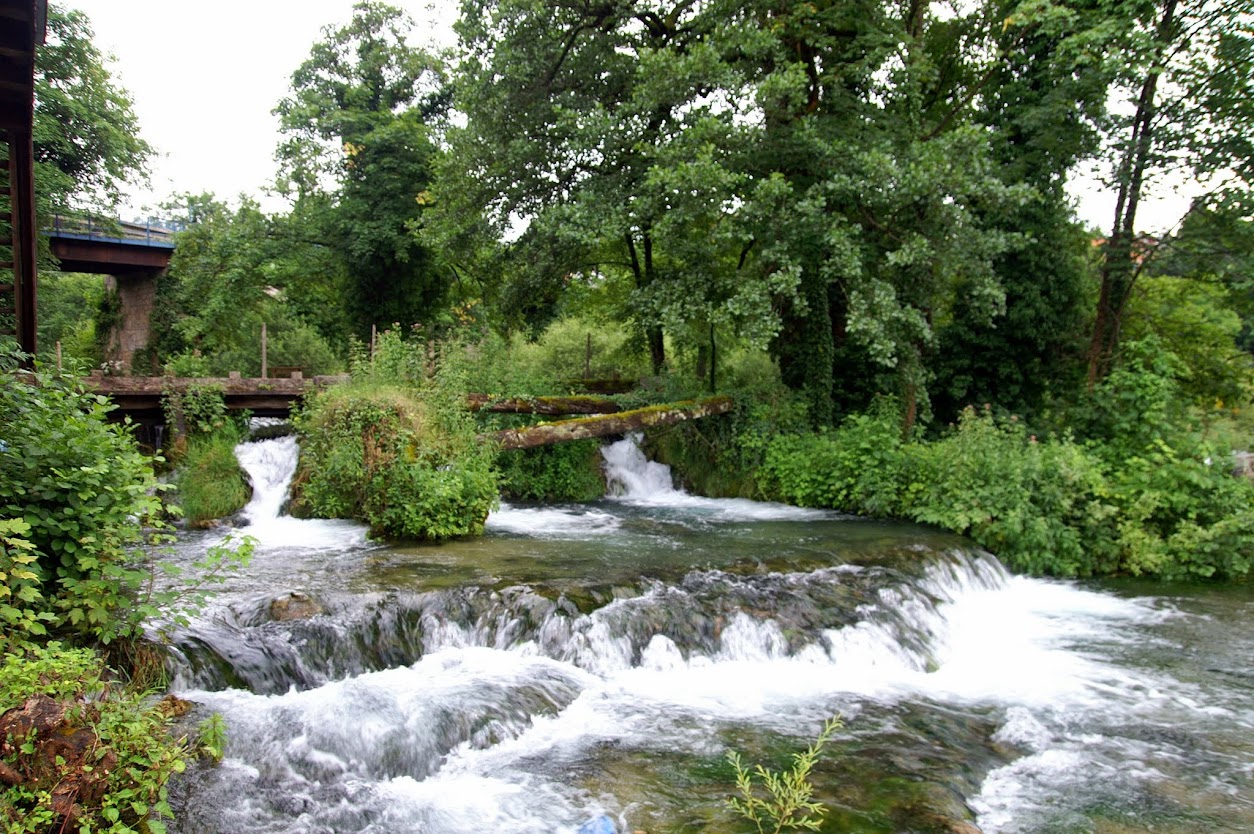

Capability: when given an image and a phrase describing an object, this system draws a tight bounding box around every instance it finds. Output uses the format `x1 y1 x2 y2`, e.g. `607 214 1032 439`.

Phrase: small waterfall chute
230 434 368 550
599 433 830 520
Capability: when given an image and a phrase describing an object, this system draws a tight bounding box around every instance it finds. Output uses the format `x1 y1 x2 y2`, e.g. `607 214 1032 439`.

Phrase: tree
442 0 757 375
149 194 344 376
275 1 449 338
33 4 152 217
1086 0 1254 384
933 0 1118 420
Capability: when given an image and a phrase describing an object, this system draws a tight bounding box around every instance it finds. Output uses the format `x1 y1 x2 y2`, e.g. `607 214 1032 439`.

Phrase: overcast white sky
71 0 457 217
69 0 1192 233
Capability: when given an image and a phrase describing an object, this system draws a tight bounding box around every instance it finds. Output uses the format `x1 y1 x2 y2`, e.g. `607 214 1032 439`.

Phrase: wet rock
1233 451 1254 480
270 591 323 621
156 694 194 718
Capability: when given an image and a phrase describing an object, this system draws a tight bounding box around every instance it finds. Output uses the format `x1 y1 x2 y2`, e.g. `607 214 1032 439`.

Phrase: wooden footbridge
88 373 733 449
86 373 346 420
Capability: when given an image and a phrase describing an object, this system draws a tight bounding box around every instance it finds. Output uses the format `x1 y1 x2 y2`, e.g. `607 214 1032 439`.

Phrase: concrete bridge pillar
101 268 163 373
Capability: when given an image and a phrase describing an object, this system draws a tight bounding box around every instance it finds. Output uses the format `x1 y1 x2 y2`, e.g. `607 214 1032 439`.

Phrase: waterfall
601 432 679 499
598 433 829 519
235 434 299 524
228 434 368 551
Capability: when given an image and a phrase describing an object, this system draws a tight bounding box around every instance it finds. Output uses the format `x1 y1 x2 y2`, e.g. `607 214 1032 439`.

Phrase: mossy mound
292 384 497 541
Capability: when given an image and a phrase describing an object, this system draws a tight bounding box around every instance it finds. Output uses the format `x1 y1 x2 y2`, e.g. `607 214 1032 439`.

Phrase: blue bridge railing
50 214 180 249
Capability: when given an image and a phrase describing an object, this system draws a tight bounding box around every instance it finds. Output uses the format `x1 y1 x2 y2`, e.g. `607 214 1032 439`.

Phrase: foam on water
485 503 622 537
601 434 832 521
174 548 1231 833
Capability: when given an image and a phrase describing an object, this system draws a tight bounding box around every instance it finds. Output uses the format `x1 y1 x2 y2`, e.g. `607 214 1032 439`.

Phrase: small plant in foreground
727 717 842 834
196 712 228 764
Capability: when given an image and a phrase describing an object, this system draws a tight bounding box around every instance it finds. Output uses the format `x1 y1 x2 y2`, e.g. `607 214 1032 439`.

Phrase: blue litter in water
576 815 616 834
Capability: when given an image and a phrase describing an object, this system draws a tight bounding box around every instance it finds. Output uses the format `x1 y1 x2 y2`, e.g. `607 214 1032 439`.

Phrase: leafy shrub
0 519 55 652
161 351 213 378
1109 439 1254 579
905 407 1114 576
0 644 189 834
751 397 1254 580
1070 337 1187 463
0 353 170 643
264 316 344 376
434 330 562 398
497 440 605 502
756 398 906 516
510 316 648 384
294 335 498 540
161 383 232 439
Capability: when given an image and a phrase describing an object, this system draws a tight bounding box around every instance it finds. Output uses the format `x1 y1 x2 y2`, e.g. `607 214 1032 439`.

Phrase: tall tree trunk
626 230 666 375
1086 0 1180 386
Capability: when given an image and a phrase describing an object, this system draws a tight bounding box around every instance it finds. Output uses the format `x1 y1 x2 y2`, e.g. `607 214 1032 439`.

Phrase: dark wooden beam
9 125 35 358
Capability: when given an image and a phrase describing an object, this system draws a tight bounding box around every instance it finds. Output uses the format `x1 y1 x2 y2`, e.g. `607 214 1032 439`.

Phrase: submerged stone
269 591 323 621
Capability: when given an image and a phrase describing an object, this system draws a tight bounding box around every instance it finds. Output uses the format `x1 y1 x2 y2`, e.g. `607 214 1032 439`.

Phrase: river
161 435 1254 834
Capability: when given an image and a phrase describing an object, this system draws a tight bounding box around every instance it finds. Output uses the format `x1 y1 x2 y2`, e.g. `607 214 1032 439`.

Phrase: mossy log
466 394 622 415
489 396 733 450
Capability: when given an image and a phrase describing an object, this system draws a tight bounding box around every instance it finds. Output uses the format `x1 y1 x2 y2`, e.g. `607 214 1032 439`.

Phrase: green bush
294 334 498 540
1070 337 1186 463
0 352 170 643
1108 439 1254 579
0 519 55 652
0 644 189 834
161 383 233 439
510 316 648 384
497 440 606 502
904 407 1114 576
175 431 250 523
752 399 1254 580
756 398 906 516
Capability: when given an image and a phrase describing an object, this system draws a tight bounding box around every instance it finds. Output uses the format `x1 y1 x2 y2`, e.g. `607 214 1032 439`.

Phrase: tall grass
176 431 250 523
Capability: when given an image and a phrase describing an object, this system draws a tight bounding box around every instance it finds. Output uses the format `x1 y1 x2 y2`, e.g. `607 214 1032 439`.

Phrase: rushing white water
600 433 832 521
485 504 622 537
174 434 1254 834
231 435 369 551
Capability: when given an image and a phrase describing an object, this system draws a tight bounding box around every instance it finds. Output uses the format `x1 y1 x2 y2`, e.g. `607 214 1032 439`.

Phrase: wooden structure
87 374 349 420
0 0 45 360
88 375 730 446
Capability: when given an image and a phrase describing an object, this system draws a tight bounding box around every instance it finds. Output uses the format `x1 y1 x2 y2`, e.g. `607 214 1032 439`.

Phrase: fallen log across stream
488 396 733 450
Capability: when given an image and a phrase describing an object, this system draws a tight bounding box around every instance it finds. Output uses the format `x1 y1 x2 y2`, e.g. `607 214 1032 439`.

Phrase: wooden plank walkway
86 374 348 418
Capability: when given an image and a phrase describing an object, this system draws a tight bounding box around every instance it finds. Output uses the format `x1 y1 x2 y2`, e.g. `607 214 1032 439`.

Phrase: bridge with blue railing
49 214 179 274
